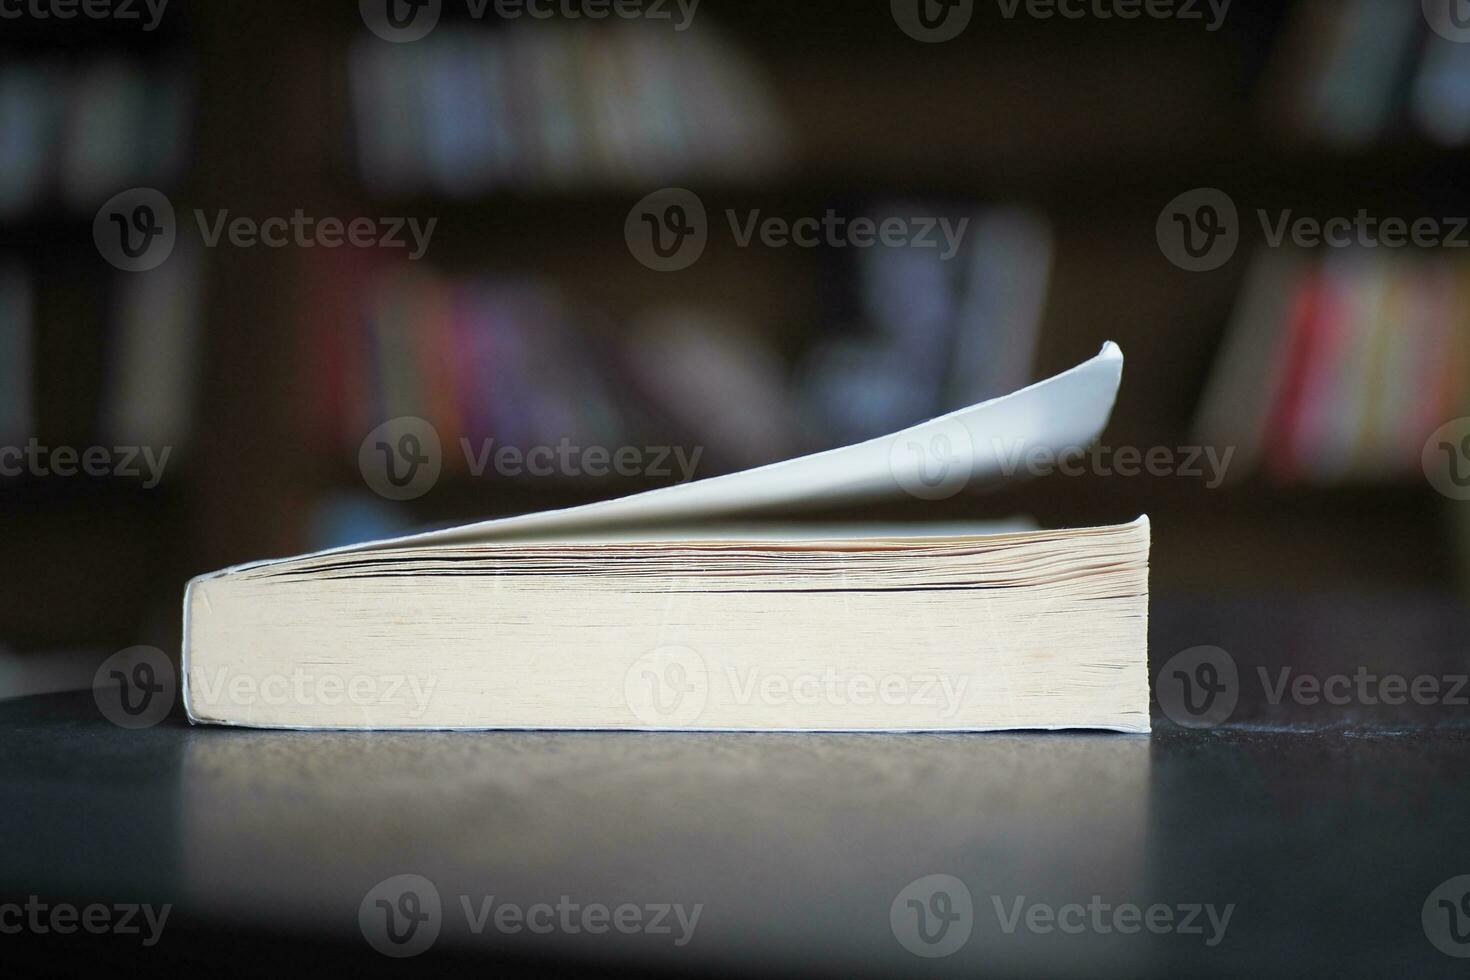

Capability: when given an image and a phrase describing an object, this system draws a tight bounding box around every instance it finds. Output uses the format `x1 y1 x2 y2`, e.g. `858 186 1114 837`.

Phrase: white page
355 341 1123 549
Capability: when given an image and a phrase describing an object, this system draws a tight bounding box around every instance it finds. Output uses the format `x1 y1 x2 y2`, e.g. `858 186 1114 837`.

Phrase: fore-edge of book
182 342 1150 732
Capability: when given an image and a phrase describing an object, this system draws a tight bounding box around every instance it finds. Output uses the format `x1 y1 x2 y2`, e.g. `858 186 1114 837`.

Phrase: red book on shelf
1263 264 1336 482
297 249 357 454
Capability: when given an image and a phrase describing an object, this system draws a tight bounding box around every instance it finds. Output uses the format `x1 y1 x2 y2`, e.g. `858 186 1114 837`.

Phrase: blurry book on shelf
348 22 788 196
800 204 1053 447
1411 33 1470 145
296 255 797 477
1265 0 1470 147
1193 248 1470 484
0 58 190 216
0 266 33 447
308 491 420 552
621 307 800 470
101 241 205 454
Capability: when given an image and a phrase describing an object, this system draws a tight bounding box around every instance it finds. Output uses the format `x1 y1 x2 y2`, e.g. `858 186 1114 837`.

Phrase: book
182 343 1149 732
103 241 204 452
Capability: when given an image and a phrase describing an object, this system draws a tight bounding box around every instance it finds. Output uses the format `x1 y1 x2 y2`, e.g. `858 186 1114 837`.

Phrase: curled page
192 341 1123 576
364 341 1124 548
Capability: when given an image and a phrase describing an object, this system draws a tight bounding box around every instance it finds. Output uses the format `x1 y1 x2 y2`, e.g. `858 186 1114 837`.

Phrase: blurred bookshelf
3 0 1469 659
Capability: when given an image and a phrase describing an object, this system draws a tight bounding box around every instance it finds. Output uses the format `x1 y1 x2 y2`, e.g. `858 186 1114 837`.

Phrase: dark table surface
5 595 1470 978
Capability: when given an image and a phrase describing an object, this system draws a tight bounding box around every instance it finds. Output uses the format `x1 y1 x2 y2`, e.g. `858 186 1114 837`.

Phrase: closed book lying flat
183 343 1149 732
